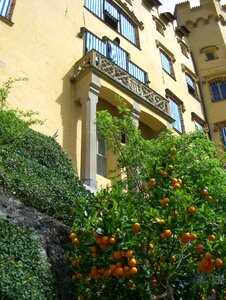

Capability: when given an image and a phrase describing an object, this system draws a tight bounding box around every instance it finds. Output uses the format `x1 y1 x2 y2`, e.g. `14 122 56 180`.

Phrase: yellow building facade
176 0 226 149
0 0 206 190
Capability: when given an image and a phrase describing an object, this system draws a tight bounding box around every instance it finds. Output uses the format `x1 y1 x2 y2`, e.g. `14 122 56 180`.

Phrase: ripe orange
126 250 133 258
133 222 140 230
174 183 180 189
115 267 124 276
201 189 209 196
160 197 169 206
215 258 223 267
172 178 178 184
208 234 216 241
196 244 204 252
71 259 79 267
187 206 196 214
101 236 109 244
103 269 111 277
113 251 122 260
171 147 177 153
109 237 116 245
164 229 172 237
159 169 164 175
128 258 137 267
71 237 79 245
190 233 197 240
178 178 182 184
162 171 168 178
149 178 156 186
130 267 138 275
69 232 76 240
93 231 102 239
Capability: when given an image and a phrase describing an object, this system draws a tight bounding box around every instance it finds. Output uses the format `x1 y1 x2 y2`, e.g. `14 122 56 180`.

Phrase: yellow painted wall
0 0 206 186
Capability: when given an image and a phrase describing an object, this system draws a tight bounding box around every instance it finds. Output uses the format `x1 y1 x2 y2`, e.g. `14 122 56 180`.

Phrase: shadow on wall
56 66 82 173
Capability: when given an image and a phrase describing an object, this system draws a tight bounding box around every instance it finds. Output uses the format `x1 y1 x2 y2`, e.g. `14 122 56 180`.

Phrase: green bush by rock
0 218 54 300
0 109 92 225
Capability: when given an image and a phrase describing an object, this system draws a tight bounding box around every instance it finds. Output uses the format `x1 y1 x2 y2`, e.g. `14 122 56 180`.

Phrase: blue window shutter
220 81 226 99
128 62 145 83
108 42 127 70
85 0 103 18
160 51 171 74
170 100 183 133
0 0 11 18
222 128 226 146
85 32 107 56
104 0 119 20
211 82 221 101
120 14 136 45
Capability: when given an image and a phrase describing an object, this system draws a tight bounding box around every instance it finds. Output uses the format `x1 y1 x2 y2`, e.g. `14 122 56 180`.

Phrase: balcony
71 50 171 118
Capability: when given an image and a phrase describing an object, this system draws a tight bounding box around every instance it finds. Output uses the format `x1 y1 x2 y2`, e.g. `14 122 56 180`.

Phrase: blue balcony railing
85 31 147 84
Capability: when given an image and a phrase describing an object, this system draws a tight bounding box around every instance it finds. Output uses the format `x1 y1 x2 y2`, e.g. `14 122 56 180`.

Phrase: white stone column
80 76 100 191
131 101 140 127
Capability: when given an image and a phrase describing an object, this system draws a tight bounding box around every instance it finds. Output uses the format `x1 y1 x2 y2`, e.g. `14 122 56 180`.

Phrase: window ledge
163 69 176 81
0 15 14 26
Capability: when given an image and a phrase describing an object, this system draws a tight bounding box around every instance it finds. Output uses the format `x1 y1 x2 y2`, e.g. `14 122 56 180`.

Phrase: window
191 112 206 133
97 137 107 177
160 51 175 77
200 45 218 61
169 99 183 133
195 121 204 131
206 52 215 61
222 128 226 146
210 80 226 101
0 0 15 21
177 39 190 57
85 0 139 46
185 73 198 98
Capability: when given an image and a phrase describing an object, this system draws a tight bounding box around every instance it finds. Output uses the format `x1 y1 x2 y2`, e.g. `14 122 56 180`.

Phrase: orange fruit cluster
198 253 215 273
181 232 197 243
88 249 138 280
93 232 116 252
69 232 79 246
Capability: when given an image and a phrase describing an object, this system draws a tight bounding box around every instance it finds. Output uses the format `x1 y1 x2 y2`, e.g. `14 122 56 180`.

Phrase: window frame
185 72 198 99
156 40 176 79
200 45 219 62
191 112 206 133
97 137 107 178
0 0 16 25
209 79 226 101
165 89 185 134
181 64 199 100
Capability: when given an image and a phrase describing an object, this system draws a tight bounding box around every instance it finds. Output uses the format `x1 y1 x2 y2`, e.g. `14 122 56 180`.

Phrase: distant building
176 0 226 149
2 0 222 190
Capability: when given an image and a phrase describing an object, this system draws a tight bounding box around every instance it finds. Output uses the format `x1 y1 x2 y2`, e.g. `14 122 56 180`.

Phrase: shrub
0 218 54 299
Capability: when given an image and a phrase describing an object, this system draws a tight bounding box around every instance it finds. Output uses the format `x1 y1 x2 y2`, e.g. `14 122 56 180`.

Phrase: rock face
0 188 73 300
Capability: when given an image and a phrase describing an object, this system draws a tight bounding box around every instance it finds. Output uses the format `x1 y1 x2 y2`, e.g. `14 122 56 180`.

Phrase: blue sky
159 0 226 13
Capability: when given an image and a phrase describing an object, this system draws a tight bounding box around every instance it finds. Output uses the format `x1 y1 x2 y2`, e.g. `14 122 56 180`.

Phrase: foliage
0 218 54 299
68 107 226 299
0 79 92 225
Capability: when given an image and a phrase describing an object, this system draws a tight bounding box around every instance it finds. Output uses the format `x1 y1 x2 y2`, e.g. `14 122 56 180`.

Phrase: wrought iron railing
71 50 170 116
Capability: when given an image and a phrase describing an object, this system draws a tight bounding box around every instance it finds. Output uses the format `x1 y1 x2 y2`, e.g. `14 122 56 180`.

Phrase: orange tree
68 107 226 300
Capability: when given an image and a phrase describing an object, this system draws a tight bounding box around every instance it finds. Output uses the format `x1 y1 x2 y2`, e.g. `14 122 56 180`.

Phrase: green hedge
0 218 54 300
0 110 93 225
